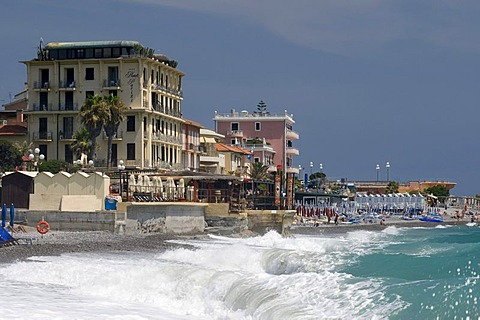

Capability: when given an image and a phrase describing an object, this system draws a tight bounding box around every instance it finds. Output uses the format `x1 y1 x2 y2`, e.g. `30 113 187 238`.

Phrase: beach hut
1 171 37 209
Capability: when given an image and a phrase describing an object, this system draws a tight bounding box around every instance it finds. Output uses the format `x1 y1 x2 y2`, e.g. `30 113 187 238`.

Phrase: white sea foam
0 231 407 319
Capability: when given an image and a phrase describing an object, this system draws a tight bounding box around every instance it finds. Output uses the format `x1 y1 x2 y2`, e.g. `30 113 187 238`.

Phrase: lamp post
28 147 45 171
386 161 390 181
376 164 380 182
309 161 313 187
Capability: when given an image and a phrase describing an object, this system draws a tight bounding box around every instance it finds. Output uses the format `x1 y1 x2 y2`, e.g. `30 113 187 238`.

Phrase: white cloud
122 0 480 56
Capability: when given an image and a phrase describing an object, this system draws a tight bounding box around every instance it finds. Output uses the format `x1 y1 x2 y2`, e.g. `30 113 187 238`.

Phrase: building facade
213 109 300 175
23 40 185 168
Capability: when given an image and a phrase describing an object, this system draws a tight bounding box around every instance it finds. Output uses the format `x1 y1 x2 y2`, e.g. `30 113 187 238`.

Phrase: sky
0 0 479 196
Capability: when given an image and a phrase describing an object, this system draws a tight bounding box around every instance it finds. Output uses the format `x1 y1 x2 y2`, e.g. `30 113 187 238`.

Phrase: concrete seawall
13 203 294 236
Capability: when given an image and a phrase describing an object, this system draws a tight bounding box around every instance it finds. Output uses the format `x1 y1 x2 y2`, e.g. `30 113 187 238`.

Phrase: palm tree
249 162 271 181
70 127 92 163
103 94 127 168
80 94 109 162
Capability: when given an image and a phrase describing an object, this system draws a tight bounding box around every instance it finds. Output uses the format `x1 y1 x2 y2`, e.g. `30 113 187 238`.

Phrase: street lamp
28 147 45 171
309 161 313 176
386 161 390 181
88 160 94 169
319 163 323 173
376 164 380 182
117 159 125 171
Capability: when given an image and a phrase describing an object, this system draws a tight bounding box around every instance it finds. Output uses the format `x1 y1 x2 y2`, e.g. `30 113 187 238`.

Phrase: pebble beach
0 207 475 264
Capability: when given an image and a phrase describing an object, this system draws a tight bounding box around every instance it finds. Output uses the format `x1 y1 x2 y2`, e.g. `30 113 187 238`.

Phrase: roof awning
202 137 216 143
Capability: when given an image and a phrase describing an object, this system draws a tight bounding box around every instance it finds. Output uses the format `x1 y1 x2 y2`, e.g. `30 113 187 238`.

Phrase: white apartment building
23 40 185 169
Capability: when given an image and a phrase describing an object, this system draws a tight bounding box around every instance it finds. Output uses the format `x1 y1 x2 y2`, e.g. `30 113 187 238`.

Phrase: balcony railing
286 147 300 156
32 103 52 111
149 132 182 144
59 103 79 111
227 130 244 137
102 131 123 140
103 79 121 88
32 131 53 140
59 80 76 90
151 83 183 97
286 166 300 174
286 129 300 140
33 81 51 90
59 131 74 140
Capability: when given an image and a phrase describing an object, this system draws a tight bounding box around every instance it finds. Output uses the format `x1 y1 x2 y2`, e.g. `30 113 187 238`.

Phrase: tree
423 185 450 201
0 140 22 172
70 127 92 163
38 159 69 174
249 162 271 181
80 94 109 162
254 100 269 116
103 94 127 168
385 181 399 194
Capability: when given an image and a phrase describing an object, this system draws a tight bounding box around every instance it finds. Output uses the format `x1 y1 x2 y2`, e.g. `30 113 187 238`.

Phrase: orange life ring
36 221 50 234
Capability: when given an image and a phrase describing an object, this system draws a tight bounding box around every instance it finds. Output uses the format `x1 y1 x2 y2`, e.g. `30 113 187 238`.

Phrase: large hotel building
23 40 185 169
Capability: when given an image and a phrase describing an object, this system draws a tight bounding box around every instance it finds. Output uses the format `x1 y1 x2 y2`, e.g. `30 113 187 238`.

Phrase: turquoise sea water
0 225 478 319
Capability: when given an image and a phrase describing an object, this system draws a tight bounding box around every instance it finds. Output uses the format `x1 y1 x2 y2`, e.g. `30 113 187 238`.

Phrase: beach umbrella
144 175 151 194
128 174 136 193
178 178 185 199
1 204 6 227
137 175 144 192
9 203 15 227
158 177 164 197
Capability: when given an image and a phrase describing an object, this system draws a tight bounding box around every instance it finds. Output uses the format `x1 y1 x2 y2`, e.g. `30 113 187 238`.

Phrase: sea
0 225 479 320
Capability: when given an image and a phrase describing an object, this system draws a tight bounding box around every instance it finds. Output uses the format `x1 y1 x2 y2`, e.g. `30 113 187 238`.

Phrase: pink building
213 109 300 175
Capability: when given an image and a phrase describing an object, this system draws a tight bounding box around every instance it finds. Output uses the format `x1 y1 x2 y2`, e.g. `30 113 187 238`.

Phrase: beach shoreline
0 209 475 264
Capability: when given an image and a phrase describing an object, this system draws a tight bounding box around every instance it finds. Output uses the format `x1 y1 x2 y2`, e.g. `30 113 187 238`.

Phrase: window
231 139 236 145
63 117 74 139
85 68 94 80
112 47 121 57
254 157 260 163
108 90 117 97
127 116 135 131
64 145 73 164
255 122 261 131
39 92 48 110
65 92 74 110
77 49 85 59
127 143 135 160
231 122 239 131
108 67 118 85
103 48 112 58
85 48 94 59
94 48 102 58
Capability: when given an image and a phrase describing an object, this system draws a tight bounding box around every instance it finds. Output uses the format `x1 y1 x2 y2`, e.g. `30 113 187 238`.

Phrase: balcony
102 79 121 89
103 131 124 140
286 129 300 140
151 83 183 97
31 103 52 111
227 130 244 138
59 131 75 140
286 166 300 174
286 147 300 156
33 81 51 91
59 103 79 111
59 80 76 90
32 131 53 141
149 132 182 145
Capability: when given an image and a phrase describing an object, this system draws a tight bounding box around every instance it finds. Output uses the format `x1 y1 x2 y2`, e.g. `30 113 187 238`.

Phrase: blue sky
1 0 479 196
